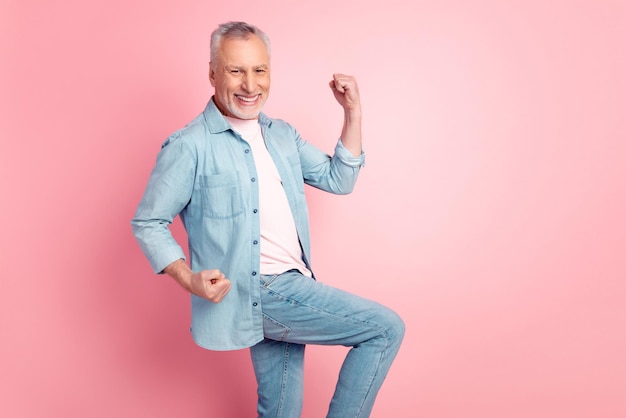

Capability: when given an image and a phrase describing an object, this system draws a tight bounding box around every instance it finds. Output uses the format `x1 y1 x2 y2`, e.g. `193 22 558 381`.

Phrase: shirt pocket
197 172 244 219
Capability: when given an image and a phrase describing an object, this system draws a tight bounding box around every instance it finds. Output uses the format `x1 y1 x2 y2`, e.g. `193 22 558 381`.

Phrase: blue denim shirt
131 98 365 350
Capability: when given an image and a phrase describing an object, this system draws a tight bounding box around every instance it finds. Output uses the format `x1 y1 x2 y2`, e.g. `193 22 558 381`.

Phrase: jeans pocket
260 274 279 288
262 313 291 341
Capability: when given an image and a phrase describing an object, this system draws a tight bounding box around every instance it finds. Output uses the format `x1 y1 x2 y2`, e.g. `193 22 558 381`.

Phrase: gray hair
210 21 271 64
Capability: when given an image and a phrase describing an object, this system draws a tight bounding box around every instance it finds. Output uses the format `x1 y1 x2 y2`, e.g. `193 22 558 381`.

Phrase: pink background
2 0 625 417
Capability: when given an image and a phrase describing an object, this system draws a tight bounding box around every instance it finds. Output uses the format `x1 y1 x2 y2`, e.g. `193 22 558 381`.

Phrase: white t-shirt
226 116 312 277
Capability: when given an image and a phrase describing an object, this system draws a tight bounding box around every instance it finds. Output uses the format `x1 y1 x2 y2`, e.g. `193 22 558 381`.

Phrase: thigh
259 270 401 347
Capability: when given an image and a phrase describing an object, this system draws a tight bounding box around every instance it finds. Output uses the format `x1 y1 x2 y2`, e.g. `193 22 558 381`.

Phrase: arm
294 74 364 194
131 134 231 303
131 136 193 273
329 73 362 157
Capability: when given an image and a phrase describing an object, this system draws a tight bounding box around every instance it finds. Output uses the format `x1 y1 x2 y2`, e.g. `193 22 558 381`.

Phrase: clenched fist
329 73 361 112
188 269 231 303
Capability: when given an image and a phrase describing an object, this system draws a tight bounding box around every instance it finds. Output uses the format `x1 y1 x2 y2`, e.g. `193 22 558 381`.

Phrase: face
209 34 270 120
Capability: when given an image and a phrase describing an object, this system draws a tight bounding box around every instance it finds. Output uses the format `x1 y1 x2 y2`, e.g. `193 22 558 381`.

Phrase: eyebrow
224 64 269 70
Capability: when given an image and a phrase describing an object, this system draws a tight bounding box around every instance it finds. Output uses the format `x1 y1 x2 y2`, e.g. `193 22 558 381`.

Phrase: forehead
217 35 270 66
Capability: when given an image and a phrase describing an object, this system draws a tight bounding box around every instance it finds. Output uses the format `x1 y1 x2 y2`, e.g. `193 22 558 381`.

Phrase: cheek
225 81 240 93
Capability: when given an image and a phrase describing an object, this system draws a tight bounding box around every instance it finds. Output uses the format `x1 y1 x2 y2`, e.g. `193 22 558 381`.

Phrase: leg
258 271 405 418
250 338 305 418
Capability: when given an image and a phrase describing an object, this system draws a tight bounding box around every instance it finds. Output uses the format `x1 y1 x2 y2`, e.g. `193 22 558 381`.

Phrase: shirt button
253 209 258 213
245 149 250 153
252 271 257 276
252 302 258 307
253 240 258 245
251 177 256 182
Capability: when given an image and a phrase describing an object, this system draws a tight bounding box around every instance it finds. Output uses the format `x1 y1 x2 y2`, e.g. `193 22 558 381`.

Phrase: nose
241 71 256 93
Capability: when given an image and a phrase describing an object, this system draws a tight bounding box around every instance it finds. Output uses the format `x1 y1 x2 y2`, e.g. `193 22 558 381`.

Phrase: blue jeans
250 270 405 418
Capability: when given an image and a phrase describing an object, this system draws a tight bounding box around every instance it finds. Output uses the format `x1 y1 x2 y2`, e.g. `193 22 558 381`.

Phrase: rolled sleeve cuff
149 245 187 275
336 139 365 167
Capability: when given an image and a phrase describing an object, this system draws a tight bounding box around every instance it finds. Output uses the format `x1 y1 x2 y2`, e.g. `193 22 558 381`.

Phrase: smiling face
209 34 270 120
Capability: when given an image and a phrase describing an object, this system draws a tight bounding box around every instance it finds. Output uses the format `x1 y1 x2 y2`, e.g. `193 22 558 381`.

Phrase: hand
188 269 231 303
329 73 361 113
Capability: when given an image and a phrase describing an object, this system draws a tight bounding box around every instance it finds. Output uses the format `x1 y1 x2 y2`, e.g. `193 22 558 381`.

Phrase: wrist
164 259 194 292
344 107 362 120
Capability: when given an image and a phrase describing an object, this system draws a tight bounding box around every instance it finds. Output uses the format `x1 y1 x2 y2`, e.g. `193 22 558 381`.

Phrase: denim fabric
131 98 365 350
251 270 405 418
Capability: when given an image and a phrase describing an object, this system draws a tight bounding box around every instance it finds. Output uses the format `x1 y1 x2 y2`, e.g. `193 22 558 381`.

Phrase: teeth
238 95 258 102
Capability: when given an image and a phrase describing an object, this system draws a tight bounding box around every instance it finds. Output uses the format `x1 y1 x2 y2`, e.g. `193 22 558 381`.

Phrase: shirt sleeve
335 138 366 167
295 128 365 194
131 133 196 274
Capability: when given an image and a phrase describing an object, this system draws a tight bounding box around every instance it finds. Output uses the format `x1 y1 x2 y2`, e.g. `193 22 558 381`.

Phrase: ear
209 62 216 87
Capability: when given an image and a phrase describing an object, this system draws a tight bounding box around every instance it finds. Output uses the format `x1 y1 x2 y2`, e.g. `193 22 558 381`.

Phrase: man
132 21 404 417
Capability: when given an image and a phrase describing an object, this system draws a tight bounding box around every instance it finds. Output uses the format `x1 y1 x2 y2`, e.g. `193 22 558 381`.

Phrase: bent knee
379 307 405 343
390 311 406 342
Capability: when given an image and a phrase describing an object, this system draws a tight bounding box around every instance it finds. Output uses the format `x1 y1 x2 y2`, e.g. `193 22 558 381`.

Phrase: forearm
163 258 194 293
340 108 362 157
329 73 362 157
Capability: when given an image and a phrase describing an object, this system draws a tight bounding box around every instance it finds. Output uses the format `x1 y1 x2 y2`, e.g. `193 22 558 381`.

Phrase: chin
232 108 261 120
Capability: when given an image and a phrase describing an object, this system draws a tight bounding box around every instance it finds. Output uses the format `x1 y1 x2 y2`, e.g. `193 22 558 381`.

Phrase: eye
255 68 267 74
230 69 240 74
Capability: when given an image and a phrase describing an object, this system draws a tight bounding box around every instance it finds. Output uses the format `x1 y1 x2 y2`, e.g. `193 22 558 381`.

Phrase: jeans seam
353 335 389 417
276 342 291 418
